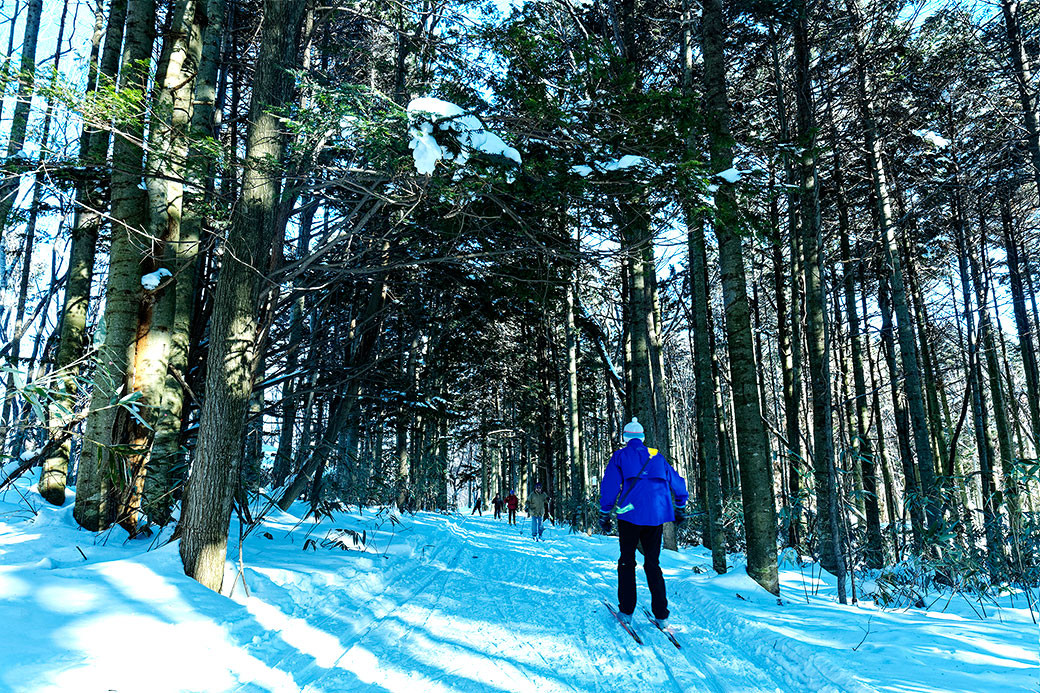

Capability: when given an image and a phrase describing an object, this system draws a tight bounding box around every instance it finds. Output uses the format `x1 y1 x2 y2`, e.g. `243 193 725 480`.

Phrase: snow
717 167 743 183
602 154 653 171
140 268 172 290
0 475 1035 692
913 129 951 149
408 126 443 176
570 155 659 177
407 98 521 179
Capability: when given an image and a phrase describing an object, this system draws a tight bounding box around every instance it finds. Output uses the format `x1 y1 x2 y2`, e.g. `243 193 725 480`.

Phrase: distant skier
527 482 550 541
492 493 504 519
505 490 519 525
599 417 688 631
471 494 484 516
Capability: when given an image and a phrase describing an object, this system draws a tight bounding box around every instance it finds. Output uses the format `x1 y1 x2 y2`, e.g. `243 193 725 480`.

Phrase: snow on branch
407 97 522 181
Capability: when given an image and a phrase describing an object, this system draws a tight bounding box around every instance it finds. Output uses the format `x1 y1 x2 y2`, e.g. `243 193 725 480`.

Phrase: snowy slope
0 483 1035 693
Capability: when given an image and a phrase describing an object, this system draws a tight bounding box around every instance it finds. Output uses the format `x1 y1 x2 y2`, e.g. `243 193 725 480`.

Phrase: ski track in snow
1 494 1036 693
233 517 835 693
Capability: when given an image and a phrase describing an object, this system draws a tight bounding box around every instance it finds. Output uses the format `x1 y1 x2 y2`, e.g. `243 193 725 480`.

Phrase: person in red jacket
505 490 519 525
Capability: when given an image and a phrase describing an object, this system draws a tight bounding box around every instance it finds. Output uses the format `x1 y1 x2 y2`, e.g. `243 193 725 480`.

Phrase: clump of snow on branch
569 154 659 177
407 97 521 180
140 268 172 290
716 167 743 184
913 129 950 149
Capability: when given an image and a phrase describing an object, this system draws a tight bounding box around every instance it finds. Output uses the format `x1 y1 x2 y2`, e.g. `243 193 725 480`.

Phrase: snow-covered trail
238 513 799 693
0 493 1036 693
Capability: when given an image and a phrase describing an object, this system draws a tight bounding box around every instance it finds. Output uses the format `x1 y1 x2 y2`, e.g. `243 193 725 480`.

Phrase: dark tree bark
687 215 727 574
846 0 939 534
701 0 778 594
999 192 1040 448
1001 0 1040 195
768 24 803 551
40 0 122 505
795 0 844 595
954 200 1001 574
179 0 307 591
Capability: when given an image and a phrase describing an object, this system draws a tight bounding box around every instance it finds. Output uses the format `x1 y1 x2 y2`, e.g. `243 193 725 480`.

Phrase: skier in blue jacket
599 417 689 629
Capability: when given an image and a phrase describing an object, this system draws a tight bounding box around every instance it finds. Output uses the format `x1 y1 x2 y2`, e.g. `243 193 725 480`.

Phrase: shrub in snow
407 97 521 180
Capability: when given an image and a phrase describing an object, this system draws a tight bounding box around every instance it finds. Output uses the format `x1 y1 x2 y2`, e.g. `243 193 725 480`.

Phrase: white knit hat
622 417 645 441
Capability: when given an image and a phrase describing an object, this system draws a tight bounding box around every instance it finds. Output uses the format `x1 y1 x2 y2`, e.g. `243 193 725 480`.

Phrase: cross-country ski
603 599 644 645
643 607 681 649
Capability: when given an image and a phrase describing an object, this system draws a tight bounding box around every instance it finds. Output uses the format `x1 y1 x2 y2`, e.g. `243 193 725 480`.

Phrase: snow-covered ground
0 479 1035 692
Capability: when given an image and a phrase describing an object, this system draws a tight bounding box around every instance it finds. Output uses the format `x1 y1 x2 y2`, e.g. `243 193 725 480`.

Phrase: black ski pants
617 519 668 620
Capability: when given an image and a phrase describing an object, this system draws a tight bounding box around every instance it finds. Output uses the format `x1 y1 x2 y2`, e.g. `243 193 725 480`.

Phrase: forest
0 0 1036 690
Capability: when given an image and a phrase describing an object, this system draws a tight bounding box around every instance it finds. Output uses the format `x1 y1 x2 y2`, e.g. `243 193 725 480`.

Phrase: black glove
674 504 687 528
599 510 612 533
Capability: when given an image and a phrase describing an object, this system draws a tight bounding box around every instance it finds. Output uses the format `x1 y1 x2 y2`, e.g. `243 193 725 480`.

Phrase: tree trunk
621 198 656 446
0 0 44 449
846 0 939 534
6 0 71 459
0 0 43 233
970 223 1023 571
682 4 724 563
1000 192 1040 450
701 0 778 594
902 232 949 496
565 281 583 505
145 0 228 525
878 269 925 550
1001 0 1040 195
117 0 205 531
954 203 1001 574
271 203 315 489
74 0 157 532
768 24 804 551
795 0 844 594
844 237 883 568
687 217 727 574
40 0 128 505
867 324 898 561
179 0 306 591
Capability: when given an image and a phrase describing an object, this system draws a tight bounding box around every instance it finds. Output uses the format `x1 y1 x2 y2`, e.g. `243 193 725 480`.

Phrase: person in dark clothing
505 490 519 525
599 417 689 630
471 494 484 515
492 494 504 519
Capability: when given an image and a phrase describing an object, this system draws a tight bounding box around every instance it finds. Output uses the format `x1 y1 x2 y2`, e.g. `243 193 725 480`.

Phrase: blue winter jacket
600 439 689 526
